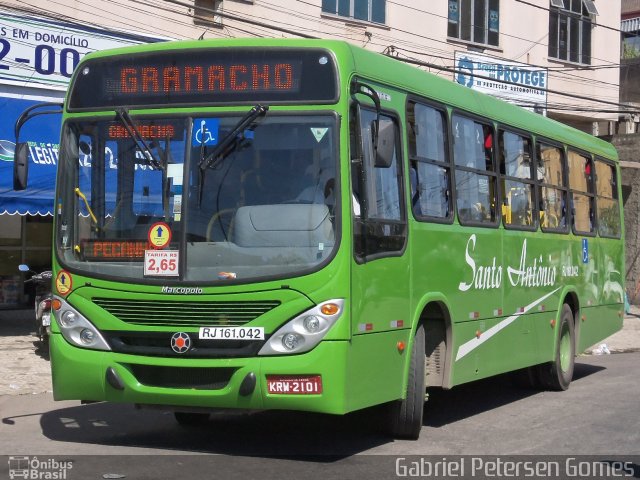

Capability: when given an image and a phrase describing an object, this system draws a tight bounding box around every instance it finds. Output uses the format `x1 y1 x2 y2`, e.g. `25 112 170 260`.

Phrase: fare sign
144 249 179 276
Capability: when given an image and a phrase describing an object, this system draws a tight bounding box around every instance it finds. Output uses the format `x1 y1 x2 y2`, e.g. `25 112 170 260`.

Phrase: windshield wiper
116 108 164 171
199 104 269 171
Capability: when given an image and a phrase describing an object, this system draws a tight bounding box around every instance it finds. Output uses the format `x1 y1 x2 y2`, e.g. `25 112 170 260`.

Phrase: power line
387 54 638 113
381 0 623 69
387 44 622 90
515 0 626 35
0 0 630 115
386 45 623 106
161 0 317 39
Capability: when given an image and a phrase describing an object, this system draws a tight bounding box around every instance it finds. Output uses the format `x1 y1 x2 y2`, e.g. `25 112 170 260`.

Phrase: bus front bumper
49 333 349 415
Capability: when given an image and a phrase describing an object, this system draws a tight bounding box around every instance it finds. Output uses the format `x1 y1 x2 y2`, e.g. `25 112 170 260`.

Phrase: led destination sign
81 240 147 261
68 48 338 110
107 123 179 140
119 63 295 95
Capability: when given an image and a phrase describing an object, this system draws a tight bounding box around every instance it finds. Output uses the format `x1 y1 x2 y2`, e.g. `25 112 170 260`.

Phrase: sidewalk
0 308 51 396
0 306 639 396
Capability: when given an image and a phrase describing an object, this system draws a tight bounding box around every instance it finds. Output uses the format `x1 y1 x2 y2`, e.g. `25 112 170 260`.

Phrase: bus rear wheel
387 324 426 440
539 304 575 391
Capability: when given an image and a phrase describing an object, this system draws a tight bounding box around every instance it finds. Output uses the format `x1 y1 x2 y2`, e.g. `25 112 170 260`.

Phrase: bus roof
344 44 618 162
79 38 618 161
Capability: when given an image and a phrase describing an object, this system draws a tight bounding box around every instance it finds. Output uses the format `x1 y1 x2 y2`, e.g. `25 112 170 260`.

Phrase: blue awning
0 97 60 216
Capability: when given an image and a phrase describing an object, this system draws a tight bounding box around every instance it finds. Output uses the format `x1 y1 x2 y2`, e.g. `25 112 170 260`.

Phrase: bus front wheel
539 304 575 391
387 323 426 440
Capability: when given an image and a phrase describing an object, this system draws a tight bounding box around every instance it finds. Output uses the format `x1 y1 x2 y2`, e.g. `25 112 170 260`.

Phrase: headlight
258 299 344 355
302 315 321 333
52 296 111 351
60 311 78 327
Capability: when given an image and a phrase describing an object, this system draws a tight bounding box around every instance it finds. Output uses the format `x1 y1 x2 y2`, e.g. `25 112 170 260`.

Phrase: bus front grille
128 364 236 390
103 331 265 358
93 298 280 327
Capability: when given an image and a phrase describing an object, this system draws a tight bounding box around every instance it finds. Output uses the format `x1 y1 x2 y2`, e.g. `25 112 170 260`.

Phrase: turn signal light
52 298 62 311
320 303 340 315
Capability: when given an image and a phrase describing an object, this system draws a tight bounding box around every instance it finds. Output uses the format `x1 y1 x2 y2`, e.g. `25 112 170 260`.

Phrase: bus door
348 102 411 405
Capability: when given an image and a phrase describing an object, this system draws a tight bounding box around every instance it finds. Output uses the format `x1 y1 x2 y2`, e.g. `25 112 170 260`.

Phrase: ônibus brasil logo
8 456 73 479
170 332 191 354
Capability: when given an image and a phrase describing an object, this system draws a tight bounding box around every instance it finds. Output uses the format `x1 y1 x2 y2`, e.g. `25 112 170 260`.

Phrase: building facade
0 0 622 304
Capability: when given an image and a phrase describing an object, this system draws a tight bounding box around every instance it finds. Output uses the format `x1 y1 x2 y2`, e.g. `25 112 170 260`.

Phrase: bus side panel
576 235 624 352
344 329 410 412
578 305 623 353
447 228 504 325
596 238 625 308
451 311 546 386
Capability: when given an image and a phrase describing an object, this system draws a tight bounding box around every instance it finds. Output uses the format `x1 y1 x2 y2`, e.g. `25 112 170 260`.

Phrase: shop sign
0 9 161 91
454 51 548 111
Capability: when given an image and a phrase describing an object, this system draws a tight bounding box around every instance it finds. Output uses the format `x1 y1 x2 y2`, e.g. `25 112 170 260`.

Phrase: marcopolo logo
161 286 203 294
8 456 73 479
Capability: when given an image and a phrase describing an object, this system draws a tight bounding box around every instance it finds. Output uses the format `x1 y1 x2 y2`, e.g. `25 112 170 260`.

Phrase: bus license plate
198 327 264 340
266 375 323 395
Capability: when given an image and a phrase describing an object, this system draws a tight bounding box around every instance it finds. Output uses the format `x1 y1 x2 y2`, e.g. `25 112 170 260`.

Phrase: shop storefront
0 97 59 305
0 9 161 306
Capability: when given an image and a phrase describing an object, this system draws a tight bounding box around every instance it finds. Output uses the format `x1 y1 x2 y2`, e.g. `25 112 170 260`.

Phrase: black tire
387 324 426 440
174 412 210 427
538 304 575 391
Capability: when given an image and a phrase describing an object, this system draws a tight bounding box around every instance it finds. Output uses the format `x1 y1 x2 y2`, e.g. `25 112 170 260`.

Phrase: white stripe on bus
455 287 561 362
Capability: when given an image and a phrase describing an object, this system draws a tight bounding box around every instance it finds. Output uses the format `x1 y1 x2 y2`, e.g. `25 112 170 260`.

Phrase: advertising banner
0 97 59 215
0 10 164 214
0 9 161 90
454 51 548 112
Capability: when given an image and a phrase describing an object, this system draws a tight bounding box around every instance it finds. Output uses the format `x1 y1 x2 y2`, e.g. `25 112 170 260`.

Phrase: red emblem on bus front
170 332 191 354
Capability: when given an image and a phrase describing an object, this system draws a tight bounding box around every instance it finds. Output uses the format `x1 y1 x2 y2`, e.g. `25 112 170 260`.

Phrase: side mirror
374 118 395 168
13 142 29 190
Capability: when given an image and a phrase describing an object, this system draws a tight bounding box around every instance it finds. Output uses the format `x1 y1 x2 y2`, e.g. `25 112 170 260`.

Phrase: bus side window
452 113 497 225
595 159 621 238
406 101 451 220
499 130 535 229
537 142 568 232
567 150 595 234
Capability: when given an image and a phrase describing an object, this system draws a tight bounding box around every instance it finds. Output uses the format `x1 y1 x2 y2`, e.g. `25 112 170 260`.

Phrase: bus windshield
56 113 339 283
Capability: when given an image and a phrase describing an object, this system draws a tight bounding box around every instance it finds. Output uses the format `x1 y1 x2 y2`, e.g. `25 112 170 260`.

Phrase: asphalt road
0 353 639 479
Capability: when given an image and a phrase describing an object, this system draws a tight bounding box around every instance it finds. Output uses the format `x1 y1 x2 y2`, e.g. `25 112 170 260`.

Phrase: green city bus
16 38 624 439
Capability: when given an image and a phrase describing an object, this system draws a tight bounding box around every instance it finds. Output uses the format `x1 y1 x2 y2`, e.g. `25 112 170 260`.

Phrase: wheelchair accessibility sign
193 118 219 146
